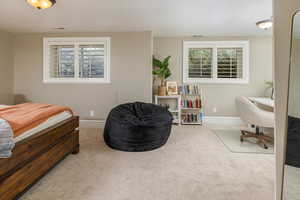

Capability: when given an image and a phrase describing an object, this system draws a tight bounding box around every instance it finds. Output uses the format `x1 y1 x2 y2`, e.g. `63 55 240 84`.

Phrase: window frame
43 37 111 84
183 41 250 84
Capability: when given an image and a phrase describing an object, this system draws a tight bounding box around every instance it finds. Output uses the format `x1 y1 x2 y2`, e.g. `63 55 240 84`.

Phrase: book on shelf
179 84 202 95
181 112 203 123
179 84 202 109
181 97 202 109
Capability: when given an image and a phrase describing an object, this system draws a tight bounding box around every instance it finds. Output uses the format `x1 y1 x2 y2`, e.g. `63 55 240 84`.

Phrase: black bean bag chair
104 102 173 152
286 116 300 168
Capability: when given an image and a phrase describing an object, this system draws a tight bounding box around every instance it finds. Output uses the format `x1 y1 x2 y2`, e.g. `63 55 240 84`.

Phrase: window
188 48 213 79
43 37 110 83
183 41 249 84
217 47 243 79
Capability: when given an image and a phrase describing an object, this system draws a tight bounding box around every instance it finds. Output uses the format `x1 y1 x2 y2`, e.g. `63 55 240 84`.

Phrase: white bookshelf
181 121 202 125
154 84 204 125
181 107 201 110
180 85 204 125
154 95 181 125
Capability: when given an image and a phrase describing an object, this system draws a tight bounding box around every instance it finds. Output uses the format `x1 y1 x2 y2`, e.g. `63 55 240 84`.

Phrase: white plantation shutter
44 37 110 83
188 48 212 78
217 48 243 79
79 45 105 78
49 45 75 78
183 41 249 83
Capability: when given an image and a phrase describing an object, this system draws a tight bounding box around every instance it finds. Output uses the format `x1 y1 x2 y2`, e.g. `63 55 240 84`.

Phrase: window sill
183 79 249 84
43 79 111 84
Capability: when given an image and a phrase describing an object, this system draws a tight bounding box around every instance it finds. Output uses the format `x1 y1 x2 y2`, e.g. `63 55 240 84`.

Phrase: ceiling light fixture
192 34 204 38
26 0 56 9
256 19 273 30
54 27 65 30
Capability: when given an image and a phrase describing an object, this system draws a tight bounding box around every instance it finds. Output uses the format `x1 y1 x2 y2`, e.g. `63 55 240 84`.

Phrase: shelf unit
154 84 204 125
154 95 181 125
181 121 202 125
180 84 204 125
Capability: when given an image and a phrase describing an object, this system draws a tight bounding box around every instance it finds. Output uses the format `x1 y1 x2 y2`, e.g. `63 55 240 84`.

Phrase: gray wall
153 36 273 117
13 32 152 119
0 30 14 104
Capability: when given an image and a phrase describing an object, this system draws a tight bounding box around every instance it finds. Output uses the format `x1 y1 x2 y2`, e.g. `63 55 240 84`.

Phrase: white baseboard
203 116 245 126
80 120 106 128
80 116 245 128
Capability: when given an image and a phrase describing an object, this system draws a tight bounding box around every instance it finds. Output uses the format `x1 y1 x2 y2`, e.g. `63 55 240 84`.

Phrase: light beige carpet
20 126 275 200
283 165 300 200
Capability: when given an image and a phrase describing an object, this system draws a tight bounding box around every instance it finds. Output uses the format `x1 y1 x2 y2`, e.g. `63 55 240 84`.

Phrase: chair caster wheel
240 136 244 142
264 144 268 149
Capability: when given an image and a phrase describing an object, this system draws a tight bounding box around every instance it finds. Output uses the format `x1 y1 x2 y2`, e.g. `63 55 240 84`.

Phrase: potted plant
265 81 274 99
153 56 172 96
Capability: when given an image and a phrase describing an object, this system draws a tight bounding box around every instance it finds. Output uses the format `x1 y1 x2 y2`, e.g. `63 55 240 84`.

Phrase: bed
0 104 79 200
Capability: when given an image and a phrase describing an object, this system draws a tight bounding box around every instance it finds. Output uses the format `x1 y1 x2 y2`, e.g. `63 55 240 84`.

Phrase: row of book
181 97 202 108
179 84 202 95
158 103 170 110
181 113 203 123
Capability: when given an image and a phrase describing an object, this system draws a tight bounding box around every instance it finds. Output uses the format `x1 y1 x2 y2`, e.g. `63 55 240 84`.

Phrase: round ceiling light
26 0 56 9
256 19 273 30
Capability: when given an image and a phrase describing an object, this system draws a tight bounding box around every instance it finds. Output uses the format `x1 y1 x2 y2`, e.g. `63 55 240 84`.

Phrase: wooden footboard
0 116 79 200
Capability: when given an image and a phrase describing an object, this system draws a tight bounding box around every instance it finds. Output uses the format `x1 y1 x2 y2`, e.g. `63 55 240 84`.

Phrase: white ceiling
0 0 272 36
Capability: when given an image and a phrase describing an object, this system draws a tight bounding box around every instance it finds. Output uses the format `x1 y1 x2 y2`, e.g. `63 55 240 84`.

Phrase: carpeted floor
214 129 274 154
283 165 300 200
20 126 275 200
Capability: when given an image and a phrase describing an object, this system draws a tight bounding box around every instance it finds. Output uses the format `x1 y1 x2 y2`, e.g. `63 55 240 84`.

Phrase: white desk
248 97 274 108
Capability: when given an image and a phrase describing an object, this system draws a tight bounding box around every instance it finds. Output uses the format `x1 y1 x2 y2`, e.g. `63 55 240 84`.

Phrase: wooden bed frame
0 116 80 200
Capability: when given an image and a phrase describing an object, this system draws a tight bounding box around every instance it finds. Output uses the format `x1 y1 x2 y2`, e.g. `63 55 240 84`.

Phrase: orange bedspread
0 103 73 138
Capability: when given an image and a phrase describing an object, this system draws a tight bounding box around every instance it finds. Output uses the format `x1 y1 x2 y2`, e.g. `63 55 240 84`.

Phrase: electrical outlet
213 107 217 113
90 110 95 117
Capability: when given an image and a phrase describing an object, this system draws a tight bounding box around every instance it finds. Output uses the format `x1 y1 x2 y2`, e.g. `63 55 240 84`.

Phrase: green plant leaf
265 81 273 85
265 81 274 88
152 70 159 75
162 56 171 66
152 56 172 84
153 56 162 68
165 68 171 79
153 67 164 76
153 69 162 75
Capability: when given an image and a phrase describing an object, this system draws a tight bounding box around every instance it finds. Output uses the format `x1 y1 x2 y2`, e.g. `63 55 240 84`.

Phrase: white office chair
235 96 275 149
